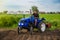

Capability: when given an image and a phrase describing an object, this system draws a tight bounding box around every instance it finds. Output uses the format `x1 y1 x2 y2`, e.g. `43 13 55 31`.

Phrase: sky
0 0 60 12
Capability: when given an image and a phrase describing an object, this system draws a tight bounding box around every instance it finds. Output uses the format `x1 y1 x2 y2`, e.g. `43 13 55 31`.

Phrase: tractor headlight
18 23 24 25
21 23 24 25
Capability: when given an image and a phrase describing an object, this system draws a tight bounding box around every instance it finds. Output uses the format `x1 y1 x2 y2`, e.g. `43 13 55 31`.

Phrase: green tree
3 11 8 14
31 6 39 12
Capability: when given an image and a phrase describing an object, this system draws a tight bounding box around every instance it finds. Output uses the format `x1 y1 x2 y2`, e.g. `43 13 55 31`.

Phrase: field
0 13 60 40
0 14 60 30
0 29 60 40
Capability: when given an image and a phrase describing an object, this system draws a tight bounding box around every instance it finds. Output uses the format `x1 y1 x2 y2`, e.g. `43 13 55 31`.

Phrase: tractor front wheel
18 27 21 34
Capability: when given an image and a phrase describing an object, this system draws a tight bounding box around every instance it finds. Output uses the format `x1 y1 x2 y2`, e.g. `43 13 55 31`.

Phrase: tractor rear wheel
38 22 46 32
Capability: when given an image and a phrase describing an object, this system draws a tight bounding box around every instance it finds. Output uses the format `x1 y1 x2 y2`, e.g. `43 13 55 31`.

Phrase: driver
32 11 39 26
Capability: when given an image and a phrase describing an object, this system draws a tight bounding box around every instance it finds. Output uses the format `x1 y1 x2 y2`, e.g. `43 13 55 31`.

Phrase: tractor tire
38 22 46 32
18 27 21 34
29 23 33 35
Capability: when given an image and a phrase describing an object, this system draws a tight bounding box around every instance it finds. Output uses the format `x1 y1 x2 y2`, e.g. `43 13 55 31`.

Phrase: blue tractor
18 14 47 34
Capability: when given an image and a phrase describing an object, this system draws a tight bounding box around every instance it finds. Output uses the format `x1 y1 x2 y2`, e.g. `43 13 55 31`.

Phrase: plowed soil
0 29 60 40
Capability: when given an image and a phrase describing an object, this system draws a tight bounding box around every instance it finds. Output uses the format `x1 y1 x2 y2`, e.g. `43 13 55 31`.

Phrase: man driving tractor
33 10 39 26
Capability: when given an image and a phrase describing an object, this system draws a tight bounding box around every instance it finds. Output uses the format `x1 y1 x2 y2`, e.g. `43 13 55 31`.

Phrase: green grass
40 14 60 22
0 13 60 30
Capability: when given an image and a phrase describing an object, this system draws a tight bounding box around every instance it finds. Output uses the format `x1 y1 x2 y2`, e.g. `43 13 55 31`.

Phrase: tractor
17 14 50 35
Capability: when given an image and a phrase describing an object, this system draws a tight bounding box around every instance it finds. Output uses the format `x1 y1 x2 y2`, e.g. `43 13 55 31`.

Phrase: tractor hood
18 17 30 26
20 17 30 21
20 16 35 21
